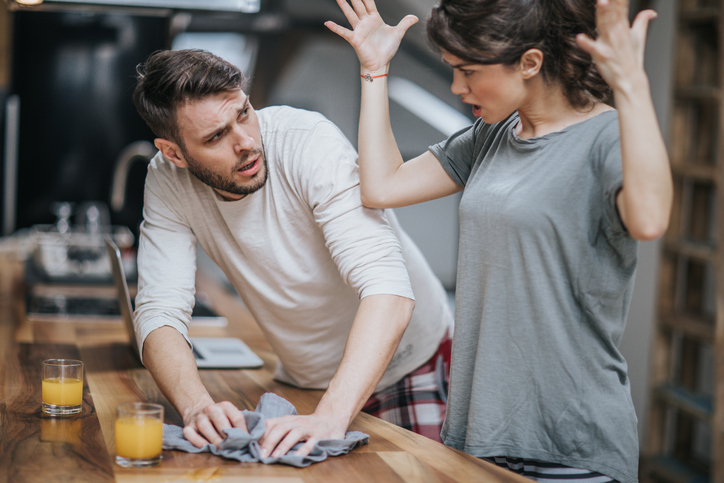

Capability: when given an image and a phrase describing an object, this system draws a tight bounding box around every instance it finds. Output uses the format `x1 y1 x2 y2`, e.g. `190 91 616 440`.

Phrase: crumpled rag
162 392 369 467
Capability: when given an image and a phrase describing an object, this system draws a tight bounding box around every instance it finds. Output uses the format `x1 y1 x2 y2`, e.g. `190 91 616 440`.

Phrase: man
132 49 452 458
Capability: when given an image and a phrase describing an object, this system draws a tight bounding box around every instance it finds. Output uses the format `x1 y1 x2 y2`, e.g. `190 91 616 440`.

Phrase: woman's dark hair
133 49 247 145
427 0 611 108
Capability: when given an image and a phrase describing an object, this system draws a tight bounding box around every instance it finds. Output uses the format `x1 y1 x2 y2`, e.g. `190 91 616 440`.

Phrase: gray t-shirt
429 110 639 483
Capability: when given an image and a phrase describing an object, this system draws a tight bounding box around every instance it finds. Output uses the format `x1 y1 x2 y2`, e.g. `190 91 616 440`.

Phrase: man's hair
133 49 247 146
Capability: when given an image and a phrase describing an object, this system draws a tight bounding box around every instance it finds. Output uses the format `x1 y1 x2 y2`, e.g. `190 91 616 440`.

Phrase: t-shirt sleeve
134 157 198 362
428 118 485 187
293 118 414 301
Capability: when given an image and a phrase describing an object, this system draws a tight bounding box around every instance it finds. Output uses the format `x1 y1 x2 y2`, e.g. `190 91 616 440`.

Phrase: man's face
174 89 267 200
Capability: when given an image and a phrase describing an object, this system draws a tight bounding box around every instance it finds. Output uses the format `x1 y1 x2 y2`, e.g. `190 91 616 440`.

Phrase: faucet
110 141 156 213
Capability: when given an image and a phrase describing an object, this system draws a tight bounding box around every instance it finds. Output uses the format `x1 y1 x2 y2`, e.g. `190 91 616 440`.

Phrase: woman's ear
519 49 544 79
154 138 188 168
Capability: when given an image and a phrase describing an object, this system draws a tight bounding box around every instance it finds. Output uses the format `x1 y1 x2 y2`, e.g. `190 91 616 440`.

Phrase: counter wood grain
0 255 526 482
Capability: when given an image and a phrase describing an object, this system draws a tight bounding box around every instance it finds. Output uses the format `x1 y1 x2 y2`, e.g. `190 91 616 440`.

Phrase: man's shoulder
257 105 333 134
146 151 196 193
147 151 178 180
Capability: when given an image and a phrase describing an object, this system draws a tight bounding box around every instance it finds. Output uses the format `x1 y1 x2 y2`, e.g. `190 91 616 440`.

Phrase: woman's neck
515 81 613 139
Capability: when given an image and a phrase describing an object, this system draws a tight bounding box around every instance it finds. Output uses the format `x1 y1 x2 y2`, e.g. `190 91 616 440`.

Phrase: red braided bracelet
361 73 389 82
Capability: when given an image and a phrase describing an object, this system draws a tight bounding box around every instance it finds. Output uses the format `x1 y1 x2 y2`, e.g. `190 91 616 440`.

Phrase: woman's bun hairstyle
427 0 612 108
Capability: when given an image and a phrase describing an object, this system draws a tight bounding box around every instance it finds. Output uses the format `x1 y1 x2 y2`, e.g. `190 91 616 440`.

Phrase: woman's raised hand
575 0 656 95
325 0 418 74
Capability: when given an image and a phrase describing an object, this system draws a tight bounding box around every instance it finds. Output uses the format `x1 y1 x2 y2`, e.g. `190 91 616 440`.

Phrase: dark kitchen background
0 0 679 462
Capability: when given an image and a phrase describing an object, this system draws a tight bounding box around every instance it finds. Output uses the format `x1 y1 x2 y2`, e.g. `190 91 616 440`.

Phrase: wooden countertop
0 255 525 482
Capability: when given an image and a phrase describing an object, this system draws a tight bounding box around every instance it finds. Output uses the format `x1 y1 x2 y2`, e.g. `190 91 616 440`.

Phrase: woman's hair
427 0 611 108
133 49 247 145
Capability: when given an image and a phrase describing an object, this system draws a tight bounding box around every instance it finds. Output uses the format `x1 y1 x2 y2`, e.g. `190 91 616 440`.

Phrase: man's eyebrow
201 97 249 140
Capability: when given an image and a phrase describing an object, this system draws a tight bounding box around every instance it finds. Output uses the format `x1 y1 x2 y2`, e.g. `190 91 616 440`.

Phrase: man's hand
259 412 347 458
182 400 248 448
142 327 249 448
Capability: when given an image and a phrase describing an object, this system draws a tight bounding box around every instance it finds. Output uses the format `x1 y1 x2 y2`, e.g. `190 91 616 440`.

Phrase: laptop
105 236 264 369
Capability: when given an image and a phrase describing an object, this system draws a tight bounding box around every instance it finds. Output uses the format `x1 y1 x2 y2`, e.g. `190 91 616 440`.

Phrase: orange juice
115 417 163 459
42 377 83 406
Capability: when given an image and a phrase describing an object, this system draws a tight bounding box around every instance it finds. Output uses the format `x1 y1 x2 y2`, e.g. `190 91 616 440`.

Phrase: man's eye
208 132 222 142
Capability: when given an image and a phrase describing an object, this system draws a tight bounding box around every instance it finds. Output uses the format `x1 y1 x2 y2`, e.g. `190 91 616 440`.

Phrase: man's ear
154 138 188 168
519 49 544 80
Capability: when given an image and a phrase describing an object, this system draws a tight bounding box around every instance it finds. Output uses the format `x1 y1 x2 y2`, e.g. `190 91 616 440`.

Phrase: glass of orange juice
115 403 164 467
42 359 84 416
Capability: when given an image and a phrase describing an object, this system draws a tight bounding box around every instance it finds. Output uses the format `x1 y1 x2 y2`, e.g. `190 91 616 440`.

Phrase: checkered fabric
362 332 452 442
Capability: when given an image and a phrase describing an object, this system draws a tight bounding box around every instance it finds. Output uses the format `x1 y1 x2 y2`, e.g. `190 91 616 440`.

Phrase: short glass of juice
115 402 164 468
41 359 84 416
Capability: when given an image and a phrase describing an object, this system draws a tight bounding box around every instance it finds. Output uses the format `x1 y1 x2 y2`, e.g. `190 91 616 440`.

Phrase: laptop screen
104 236 141 359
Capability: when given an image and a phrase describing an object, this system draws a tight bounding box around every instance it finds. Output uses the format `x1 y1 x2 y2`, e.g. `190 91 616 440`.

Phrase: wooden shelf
645 3 724 481
662 238 717 263
645 455 710 483
680 7 720 23
660 313 716 340
654 384 713 421
671 164 718 183
675 86 720 101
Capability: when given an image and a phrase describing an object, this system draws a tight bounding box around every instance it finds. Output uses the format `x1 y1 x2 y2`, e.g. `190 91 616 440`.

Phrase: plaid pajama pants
362 332 452 442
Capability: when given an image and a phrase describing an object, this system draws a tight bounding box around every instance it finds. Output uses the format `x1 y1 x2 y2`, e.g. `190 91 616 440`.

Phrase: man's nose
232 126 255 153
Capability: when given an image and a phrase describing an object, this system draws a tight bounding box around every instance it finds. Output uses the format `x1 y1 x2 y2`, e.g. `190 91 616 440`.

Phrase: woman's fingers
631 9 657 62
395 14 419 35
349 0 370 18
335 0 360 28
325 21 354 42
575 33 598 57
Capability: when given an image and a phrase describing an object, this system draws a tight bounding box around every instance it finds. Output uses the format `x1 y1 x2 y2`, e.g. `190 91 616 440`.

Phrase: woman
326 0 672 481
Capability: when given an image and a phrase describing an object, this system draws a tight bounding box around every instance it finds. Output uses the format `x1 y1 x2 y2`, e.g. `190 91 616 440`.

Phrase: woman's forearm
614 72 673 240
358 68 406 207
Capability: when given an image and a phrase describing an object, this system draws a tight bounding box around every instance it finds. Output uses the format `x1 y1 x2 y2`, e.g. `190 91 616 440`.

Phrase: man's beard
183 146 268 197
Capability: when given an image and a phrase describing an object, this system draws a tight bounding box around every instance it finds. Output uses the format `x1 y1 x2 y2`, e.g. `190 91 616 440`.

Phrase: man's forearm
313 294 414 427
142 326 215 421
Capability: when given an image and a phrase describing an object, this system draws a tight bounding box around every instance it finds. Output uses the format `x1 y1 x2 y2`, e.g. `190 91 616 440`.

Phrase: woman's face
442 51 528 124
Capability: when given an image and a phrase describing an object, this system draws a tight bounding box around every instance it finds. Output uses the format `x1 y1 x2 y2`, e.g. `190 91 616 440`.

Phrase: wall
266 29 465 289
618 0 677 444
0 4 10 91
192 0 679 451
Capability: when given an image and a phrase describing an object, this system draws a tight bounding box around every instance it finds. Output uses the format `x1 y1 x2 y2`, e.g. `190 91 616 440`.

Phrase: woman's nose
450 72 468 96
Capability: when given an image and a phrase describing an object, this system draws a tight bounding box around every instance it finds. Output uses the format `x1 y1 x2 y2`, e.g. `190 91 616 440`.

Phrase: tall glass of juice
115 402 164 467
42 359 84 416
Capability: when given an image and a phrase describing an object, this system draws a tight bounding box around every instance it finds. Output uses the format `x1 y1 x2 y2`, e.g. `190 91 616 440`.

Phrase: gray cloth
429 110 639 483
162 393 369 467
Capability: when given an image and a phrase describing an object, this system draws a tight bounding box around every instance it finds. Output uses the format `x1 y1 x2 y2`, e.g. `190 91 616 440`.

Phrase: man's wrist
313 393 359 430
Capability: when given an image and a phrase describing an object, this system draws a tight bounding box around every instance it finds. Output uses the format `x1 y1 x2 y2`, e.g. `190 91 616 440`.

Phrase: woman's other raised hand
575 0 657 95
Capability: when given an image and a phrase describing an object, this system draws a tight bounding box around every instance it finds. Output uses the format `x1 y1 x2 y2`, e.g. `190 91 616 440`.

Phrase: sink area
30 224 135 285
